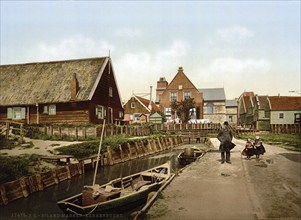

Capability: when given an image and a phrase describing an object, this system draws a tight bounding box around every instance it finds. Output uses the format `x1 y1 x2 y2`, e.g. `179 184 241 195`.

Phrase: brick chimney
178 67 184 73
71 73 79 101
156 77 168 104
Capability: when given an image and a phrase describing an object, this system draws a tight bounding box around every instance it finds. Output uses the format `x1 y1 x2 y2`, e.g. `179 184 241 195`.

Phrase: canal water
0 147 190 220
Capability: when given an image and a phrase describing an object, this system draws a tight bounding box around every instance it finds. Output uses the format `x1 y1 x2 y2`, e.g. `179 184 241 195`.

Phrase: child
242 139 255 159
254 136 266 159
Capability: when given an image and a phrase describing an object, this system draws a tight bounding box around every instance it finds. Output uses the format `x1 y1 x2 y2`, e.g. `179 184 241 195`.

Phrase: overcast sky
1 1 300 102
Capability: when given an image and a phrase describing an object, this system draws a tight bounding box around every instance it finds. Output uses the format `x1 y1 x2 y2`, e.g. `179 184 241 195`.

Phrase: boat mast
92 119 106 186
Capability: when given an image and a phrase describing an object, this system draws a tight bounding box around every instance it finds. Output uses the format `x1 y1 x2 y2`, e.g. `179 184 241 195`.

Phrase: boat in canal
57 162 172 216
177 147 203 165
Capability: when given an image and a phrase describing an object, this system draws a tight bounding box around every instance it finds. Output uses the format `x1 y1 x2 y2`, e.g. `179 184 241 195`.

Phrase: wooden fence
26 123 221 140
270 124 301 134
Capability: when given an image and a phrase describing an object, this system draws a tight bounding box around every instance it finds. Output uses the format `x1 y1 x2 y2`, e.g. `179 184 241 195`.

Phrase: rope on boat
66 203 99 217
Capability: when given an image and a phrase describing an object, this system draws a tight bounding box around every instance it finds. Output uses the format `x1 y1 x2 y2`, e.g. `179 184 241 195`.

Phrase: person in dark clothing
217 121 234 164
241 139 255 159
254 136 266 159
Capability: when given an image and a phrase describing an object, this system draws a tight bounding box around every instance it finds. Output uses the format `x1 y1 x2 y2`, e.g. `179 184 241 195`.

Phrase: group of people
241 136 266 159
217 121 266 164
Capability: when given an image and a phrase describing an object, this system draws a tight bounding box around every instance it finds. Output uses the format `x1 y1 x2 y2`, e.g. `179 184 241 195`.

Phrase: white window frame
7 107 26 120
96 105 106 119
184 91 191 100
131 102 136 108
109 87 113 97
279 113 284 119
170 92 177 102
48 105 56 115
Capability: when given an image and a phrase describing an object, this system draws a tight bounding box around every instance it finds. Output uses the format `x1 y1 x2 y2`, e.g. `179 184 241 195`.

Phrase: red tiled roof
135 96 160 112
268 96 301 111
257 96 268 109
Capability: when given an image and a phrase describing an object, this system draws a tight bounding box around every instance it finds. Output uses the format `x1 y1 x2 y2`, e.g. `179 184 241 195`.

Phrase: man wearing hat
217 121 234 164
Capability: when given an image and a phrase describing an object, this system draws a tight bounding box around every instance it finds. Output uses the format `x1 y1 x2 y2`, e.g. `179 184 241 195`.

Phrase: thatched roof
0 57 109 106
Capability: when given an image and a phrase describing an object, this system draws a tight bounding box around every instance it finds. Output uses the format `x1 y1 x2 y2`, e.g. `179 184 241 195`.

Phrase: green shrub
0 154 40 185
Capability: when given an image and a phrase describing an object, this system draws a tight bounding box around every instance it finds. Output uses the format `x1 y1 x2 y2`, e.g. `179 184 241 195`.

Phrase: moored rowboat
177 147 203 165
57 162 172 216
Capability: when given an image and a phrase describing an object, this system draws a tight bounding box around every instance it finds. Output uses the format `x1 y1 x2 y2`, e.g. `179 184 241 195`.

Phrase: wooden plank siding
0 58 124 125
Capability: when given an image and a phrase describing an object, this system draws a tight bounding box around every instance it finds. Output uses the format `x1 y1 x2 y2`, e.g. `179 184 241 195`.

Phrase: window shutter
21 108 26 119
96 107 98 116
7 108 13 119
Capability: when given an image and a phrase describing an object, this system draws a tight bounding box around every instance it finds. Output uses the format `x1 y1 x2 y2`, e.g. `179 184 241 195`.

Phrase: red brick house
123 95 159 124
155 67 203 122
0 57 124 124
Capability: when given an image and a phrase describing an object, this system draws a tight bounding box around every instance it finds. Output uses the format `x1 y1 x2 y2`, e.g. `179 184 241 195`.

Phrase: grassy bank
237 133 301 151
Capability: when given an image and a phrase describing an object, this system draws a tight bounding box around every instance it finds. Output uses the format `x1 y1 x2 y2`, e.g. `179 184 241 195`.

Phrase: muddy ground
147 138 301 219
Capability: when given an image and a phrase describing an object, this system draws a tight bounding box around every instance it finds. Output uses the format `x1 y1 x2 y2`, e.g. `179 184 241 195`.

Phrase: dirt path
147 138 301 219
0 137 81 156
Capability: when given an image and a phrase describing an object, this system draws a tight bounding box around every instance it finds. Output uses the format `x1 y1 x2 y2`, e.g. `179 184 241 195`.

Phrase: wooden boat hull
57 163 171 216
178 147 203 165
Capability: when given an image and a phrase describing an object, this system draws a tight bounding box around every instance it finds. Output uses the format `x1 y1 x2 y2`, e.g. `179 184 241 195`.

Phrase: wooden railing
0 120 24 141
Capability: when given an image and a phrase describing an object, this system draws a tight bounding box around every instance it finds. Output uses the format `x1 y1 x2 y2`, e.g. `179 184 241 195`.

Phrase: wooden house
0 57 124 124
237 92 255 126
264 96 301 125
155 67 203 122
123 95 159 124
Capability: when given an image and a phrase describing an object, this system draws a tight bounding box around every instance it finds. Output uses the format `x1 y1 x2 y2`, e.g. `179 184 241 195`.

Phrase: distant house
225 99 238 125
198 88 226 123
264 96 301 125
123 95 159 124
0 57 124 124
149 112 163 124
237 91 255 126
155 67 203 122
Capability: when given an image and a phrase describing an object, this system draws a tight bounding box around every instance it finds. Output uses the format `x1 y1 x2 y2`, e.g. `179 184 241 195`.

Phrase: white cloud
115 27 142 38
27 35 114 62
210 57 270 75
114 39 190 101
210 26 254 44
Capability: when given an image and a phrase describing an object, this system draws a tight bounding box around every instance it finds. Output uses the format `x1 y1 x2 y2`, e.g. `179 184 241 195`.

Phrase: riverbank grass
237 133 301 151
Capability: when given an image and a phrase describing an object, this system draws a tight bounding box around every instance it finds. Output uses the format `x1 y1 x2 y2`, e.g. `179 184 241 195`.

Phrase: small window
279 113 284 119
131 102 136 108
179 85 182 90
170 92 177 102
229 115 233 122
43 106 49 114
109 87 113 97
119 111 123 118
133 113 141 121
49 105 56 115
96 105 105 119
184 91 191 100
294 113 300 123
207 103 214 114
7 107 26 120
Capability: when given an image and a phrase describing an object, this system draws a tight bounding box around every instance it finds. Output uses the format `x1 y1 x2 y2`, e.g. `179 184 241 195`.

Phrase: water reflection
0 149 183 220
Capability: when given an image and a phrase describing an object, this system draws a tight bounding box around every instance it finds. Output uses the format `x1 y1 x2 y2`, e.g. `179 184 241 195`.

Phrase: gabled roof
267 96 301 111
238 91 255 113
0 57 112 106
198 88 226 101
254 95 268 109
135 96 160 112
167 67 200 92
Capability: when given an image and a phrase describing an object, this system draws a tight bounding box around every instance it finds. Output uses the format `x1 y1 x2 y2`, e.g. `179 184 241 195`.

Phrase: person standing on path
217 121 234 164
